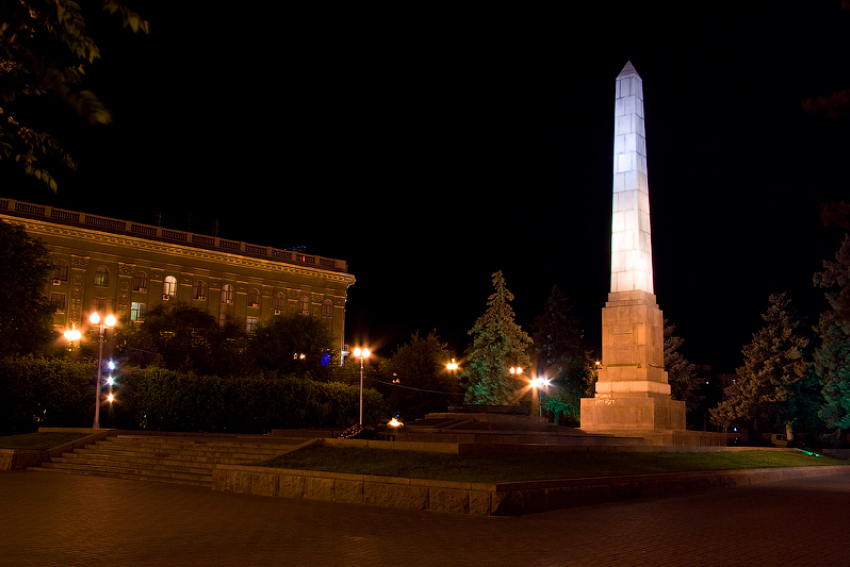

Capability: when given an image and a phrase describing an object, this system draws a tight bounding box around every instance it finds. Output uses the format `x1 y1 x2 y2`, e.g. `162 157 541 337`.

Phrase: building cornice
2 213 356 287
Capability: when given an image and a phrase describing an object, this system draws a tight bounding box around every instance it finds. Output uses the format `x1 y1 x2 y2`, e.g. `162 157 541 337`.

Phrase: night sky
6 2 850 373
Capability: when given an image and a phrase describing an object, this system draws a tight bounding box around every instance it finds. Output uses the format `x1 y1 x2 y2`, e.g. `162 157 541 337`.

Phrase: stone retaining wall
212 462 850 516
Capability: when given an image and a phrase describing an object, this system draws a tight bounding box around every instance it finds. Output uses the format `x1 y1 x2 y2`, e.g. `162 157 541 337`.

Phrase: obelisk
580 61 686 433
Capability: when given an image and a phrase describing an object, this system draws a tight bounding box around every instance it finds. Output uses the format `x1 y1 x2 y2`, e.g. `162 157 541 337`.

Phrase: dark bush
0 358 384 435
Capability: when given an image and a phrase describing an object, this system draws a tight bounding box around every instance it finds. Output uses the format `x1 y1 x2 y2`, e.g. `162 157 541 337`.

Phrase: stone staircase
31 434 301 487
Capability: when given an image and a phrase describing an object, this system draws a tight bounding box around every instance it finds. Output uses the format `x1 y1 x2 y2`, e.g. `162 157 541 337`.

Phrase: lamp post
530 377 550 417
353 347 370 427
89 312 116 430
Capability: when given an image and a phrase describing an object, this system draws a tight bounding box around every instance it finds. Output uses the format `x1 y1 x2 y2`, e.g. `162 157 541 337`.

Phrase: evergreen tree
663 320 703 413
813 234 850 442
710 293 815 439
0 220 54 356
531 286 591 425
460 271 533 405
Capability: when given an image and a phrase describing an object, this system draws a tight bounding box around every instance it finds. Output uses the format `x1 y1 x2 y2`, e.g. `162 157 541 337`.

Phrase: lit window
221 284 233 304
274 292 285 313
299 296 309 315
52 260 68 282
193 280 207 300
246 316 259 334
51 293 65 314
132 271 148 292
131 302 146 322
247 288 260 308
163 276 177 297
322 299 332 318
219 312 227 327
94 266 109 287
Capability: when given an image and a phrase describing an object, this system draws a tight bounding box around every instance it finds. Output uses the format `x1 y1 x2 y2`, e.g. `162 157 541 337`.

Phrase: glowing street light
63 323 81 346
353 347 370 427
530 376 551 417
90 311 116 429
446 358 459 372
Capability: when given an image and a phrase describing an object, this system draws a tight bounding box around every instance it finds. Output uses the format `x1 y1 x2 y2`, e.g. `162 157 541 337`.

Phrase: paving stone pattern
1 469 849 567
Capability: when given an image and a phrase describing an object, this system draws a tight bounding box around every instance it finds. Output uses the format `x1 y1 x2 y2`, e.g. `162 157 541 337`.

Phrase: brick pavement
1 469 849 567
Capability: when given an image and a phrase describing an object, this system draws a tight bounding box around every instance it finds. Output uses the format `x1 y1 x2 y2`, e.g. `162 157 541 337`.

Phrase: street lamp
446 358 458 372
530 377 551 417
89 311 116 430
63 323 81 349
353 347 370 427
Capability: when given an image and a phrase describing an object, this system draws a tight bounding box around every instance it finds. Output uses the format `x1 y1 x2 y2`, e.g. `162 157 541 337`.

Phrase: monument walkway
2 467 849 566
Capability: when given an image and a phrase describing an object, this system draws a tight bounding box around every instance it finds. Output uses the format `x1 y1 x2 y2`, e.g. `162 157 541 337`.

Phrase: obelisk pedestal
580 61 686 437
580 290 685 431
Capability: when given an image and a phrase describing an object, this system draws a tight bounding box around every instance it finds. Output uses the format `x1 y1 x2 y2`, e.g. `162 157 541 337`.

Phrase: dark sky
7 2 850 372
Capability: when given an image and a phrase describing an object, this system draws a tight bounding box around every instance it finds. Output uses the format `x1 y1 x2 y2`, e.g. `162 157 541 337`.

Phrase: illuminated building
0 198 355 360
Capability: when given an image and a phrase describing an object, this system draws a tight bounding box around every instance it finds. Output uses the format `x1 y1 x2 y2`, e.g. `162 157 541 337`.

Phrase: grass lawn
0 432 90 451
253 446 849 484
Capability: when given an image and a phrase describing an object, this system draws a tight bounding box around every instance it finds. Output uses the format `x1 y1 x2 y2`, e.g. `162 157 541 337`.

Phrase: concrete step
58 450 271 469
31 464 211 487
87 444 282 462
37 461 213 485
30 434 300 487
51 454 214 475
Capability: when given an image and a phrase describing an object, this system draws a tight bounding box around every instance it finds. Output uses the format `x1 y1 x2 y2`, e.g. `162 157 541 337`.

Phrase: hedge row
0 357 383 435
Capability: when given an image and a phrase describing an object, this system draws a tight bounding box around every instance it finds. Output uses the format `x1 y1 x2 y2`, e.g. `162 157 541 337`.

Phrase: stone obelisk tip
617 60 641 79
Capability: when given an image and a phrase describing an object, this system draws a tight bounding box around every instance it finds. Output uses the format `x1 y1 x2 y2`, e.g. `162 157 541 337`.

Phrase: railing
0 198 347 272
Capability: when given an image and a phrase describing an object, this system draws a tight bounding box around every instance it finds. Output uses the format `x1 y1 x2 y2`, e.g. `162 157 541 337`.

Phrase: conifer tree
710 293 814 439
663 320 703 413
531 286 591 424
813 234 850 442
460 271 533 405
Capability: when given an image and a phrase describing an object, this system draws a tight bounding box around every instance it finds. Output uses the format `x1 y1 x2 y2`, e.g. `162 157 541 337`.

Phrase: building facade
0 199 355 359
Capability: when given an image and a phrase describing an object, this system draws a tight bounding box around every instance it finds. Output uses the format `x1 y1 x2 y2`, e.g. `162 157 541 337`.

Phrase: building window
52 260 68 282
94 266 109 287
51 293 65 314
221 284 233 304
246 316 259 334
322 299 332 318
92 297 107 314
299 296 309 315
132 271 148 292
219 312 227 328
163 275 177 297
273 292 285 314
131 302 146 322
247 288 260 308
193 280 207 300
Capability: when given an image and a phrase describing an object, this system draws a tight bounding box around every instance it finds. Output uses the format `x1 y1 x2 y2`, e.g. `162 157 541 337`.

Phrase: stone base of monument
580 396 686 431
580 397 725 446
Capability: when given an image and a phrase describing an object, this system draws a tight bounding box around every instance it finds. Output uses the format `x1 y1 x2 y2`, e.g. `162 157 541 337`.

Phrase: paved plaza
2 469 850 567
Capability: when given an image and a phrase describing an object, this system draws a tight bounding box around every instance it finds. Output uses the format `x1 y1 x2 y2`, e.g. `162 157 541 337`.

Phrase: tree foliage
0 220 54 356
710 293 818 437
531 286 592 425
0 0 149 190
663 320 703 413
377 331 460 419
813 234 850 436
248 313 337 381
114 302 247 377
460 271 533 405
